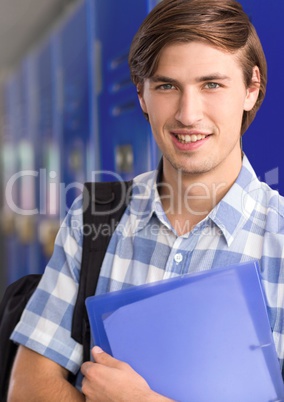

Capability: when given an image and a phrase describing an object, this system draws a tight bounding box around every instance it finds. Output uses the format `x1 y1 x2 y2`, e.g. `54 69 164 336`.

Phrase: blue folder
86 261 284 401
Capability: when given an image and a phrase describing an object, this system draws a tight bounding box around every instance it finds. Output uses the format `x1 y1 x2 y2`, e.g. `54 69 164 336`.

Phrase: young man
8 0 284 400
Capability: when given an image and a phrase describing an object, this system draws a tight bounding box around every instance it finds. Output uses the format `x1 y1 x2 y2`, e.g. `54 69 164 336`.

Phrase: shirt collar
129 155 260 244
127 167 160 233
208 155 259 245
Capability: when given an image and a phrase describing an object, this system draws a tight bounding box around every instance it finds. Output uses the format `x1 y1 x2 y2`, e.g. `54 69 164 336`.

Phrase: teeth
176 134 206 143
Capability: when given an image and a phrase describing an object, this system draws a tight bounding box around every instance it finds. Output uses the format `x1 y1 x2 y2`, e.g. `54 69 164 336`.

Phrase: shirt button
174 253 183 263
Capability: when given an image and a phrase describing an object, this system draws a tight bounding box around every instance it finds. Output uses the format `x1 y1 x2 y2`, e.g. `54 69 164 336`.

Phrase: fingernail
93 345 104 354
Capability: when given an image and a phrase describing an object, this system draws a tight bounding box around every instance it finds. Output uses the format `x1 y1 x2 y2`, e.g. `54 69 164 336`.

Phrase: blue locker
2 71 22 284
34 35 62 268
240 0 284 195
93 0 160 182
85 0 101 182
58 0 95 213
16 55 39 276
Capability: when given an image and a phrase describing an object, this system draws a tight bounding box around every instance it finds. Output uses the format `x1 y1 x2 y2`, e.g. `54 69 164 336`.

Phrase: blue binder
86 261 284 401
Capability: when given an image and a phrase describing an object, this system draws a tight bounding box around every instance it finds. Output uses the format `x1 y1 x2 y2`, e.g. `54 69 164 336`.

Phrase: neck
158 155 242 235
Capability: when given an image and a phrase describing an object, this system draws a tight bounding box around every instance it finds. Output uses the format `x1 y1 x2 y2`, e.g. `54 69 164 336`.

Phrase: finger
92 345 104 356
92 346 126 369
81 361 94 376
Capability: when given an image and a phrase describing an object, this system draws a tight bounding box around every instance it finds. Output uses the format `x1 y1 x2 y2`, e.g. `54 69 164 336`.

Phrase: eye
204 82 220 89
157 83 176 90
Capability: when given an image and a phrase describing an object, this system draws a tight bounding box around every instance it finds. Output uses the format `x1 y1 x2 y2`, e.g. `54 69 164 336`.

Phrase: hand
81 346 173 402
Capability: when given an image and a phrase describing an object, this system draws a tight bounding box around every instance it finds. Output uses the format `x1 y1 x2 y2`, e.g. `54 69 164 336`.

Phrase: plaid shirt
11 155 284 375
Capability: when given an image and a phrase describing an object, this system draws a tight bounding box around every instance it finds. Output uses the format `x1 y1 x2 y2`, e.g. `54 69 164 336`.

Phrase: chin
167 156 215 176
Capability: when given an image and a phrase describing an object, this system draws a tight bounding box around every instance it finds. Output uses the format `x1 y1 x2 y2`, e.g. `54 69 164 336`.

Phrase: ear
137 83 148 114
243 66 260 111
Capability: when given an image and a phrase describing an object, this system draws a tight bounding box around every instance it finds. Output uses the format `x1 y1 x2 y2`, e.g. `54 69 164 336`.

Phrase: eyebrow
149 74 231 84
195 74 231 83
150 76 178 83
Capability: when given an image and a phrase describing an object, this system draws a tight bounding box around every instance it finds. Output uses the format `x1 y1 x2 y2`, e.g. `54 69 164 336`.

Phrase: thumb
92 346 120 367
92 345 104 357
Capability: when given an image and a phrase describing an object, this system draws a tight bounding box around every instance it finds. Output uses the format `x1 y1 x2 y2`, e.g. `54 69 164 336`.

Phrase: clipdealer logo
4 169 127 218
5 169 83 216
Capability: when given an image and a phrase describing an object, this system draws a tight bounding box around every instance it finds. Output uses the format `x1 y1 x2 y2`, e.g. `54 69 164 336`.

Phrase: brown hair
129 0 267 135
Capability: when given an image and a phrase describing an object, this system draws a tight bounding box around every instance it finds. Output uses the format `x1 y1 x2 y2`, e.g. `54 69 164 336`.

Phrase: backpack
0 180 132 401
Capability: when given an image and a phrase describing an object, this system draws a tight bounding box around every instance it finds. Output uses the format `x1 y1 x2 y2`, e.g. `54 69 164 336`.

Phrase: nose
174 89 203 126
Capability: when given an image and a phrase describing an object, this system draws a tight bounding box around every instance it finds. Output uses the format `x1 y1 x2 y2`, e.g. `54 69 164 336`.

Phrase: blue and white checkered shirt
11 155 284 375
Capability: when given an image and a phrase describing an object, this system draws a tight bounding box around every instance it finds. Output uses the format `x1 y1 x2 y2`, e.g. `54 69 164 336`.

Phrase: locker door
59 1 93 212
93 0 160 182
2 71 22 284
240 0 284 195
35 35 62 266
17 56 40 276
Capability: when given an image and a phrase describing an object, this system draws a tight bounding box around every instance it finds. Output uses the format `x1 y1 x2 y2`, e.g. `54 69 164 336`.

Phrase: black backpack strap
71 180 132 362
0 274 42 400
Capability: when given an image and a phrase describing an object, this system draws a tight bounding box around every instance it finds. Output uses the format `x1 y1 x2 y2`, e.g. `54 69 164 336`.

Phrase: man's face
138 41 259 179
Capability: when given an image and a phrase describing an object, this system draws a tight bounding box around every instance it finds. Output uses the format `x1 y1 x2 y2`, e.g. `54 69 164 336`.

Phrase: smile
175 133 207 144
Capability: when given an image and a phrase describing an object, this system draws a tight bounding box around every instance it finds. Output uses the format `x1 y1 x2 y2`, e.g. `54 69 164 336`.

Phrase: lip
171 129 211 136
170 131 211 150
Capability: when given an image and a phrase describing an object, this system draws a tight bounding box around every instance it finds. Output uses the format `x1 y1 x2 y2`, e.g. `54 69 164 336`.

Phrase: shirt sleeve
10 195 84 375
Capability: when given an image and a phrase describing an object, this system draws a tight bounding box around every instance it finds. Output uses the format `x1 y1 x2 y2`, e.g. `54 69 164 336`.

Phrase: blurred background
0 0 283 299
